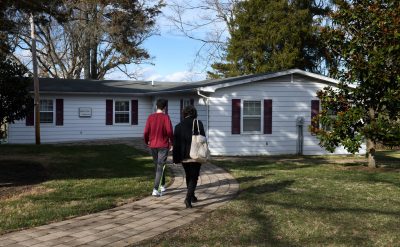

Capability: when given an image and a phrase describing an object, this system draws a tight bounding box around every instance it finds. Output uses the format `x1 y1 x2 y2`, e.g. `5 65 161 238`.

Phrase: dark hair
183 105 197 118
156 98 167 110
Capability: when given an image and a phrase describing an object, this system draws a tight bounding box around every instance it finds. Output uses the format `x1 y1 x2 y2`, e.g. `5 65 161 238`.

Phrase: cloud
105 66 206 82
145 70 205 82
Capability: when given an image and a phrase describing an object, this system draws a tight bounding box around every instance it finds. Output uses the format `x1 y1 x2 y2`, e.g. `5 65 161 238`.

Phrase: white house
7 69 366 155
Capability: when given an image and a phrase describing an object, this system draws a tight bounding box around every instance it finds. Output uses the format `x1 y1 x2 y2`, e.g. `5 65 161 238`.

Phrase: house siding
207 75 366 156
8 94 208 144
8 95 152 143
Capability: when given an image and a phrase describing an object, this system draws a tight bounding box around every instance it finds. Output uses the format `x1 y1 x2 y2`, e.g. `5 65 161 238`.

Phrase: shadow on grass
0 160 47 187
0 144 155 186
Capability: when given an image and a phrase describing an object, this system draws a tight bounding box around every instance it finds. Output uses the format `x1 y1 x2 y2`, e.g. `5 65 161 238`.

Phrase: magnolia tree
311 0 400 167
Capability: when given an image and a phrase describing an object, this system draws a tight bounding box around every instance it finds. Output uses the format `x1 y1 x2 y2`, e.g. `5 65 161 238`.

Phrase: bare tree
13 0 163 79
165 0 239 72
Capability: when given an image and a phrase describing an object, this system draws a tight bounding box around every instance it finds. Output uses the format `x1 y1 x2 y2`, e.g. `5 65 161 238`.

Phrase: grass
141 152 400 247
0 144 165 235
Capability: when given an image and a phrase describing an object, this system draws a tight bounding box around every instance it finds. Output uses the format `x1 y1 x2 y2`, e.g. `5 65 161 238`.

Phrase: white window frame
113 99 131 125
241 99 263 134
39 99 55 125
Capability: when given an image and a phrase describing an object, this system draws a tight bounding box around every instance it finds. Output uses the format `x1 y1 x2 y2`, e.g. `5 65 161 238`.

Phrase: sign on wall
79 107 92 117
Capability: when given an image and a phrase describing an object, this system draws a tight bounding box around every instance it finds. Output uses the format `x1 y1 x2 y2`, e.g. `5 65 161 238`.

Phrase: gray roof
33 69 338 95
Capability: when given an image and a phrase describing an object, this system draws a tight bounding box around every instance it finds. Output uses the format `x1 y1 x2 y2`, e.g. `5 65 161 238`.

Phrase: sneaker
160 186 166 192
152 189 161 197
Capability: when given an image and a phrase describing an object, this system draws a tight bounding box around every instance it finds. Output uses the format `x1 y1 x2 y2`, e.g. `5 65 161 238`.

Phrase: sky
105 1 228 83
15 1 226 83
105 7 210 82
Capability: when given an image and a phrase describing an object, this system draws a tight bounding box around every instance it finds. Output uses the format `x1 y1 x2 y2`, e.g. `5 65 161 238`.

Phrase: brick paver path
0 162 239 247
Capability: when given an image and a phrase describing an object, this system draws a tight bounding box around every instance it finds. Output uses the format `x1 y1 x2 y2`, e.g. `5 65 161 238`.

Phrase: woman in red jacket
173 105 205 208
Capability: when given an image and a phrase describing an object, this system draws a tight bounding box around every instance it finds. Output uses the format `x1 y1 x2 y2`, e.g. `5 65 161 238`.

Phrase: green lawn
142 152 400 247
0 144 163 235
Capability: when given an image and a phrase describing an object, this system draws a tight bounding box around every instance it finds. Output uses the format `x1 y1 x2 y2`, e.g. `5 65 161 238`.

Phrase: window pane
115 113 129 123
115 101 129 111
243 101 261 116
40 112 53 123
183 99 191 107
40 100 53 111
243 117 261 131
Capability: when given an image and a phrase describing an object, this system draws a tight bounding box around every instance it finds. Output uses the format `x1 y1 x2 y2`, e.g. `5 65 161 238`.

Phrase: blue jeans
151 148 168 190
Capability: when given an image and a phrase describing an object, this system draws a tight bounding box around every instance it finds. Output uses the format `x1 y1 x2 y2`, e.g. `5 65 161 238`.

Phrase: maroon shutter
180 99 183 121
106 99 113 125
232 99 241 134
311 100 320 129
190 98 194 105
56 99 64 126
264 99 272 134
131 99 138 125
165 100 168 115
26 98 34 126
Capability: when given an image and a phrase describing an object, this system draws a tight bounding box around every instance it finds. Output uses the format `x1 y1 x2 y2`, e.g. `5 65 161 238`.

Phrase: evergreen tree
208 0 329 78
0 55 32 139
311 0 400 167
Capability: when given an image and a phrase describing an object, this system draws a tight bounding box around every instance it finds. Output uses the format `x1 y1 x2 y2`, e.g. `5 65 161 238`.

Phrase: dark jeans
182 162 201 199
151 148 168 190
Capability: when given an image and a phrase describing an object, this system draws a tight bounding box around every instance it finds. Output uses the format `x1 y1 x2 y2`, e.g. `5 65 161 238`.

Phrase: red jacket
143 112 173 148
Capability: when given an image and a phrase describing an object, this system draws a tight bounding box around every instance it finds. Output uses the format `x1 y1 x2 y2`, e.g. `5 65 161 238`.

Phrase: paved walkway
0 162 239 247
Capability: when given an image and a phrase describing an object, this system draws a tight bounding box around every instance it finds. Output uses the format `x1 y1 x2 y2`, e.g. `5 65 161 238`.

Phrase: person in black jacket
173 105 205 208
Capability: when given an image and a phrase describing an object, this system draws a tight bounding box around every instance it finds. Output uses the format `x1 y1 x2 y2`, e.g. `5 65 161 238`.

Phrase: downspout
197 90 210 138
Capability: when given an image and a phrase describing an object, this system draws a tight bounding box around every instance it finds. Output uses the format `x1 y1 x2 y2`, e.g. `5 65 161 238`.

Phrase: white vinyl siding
207 75 366 156
8 95 152 143
8 95 206 144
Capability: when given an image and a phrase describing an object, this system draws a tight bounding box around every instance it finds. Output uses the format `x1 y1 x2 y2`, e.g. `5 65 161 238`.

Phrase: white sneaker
152 189 161 196
160 186 166 192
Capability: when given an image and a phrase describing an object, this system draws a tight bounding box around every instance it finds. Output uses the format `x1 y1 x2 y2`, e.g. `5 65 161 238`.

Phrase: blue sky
105 13 209 82
106 1 228 82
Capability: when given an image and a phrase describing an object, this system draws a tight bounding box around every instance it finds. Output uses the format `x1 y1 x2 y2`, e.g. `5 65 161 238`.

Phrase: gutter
197 90 210 138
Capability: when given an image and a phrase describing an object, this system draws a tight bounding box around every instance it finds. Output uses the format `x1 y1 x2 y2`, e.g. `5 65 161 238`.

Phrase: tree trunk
90 5 98 79
30 13 41 145
366 138 376 168
367 108 377 168
83 8 91 79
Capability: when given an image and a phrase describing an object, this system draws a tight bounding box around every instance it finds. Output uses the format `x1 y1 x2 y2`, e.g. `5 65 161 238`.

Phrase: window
322 108 337 131
182 99 191 108
114 100 130 124
242 100 262 132
40 99 54 123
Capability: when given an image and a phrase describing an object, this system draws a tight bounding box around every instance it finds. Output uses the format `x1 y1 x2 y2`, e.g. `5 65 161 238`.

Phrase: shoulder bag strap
196 119 200 135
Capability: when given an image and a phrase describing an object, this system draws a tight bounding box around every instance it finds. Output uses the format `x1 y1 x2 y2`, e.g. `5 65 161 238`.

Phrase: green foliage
0 55 32 139
312 0 400 154
208 0 329 78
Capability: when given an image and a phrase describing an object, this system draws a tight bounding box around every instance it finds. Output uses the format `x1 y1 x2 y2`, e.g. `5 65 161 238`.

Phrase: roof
33 69 339 95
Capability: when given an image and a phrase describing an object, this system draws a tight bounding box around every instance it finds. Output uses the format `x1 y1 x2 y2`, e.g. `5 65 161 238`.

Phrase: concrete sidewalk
0 163 239 247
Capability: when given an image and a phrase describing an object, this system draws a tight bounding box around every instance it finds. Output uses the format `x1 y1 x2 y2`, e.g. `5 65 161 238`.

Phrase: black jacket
173 117 205 163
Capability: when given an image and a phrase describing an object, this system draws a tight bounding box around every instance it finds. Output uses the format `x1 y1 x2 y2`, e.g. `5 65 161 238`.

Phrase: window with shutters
114 100 130 124
40 99 54 124
242 100 262 133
